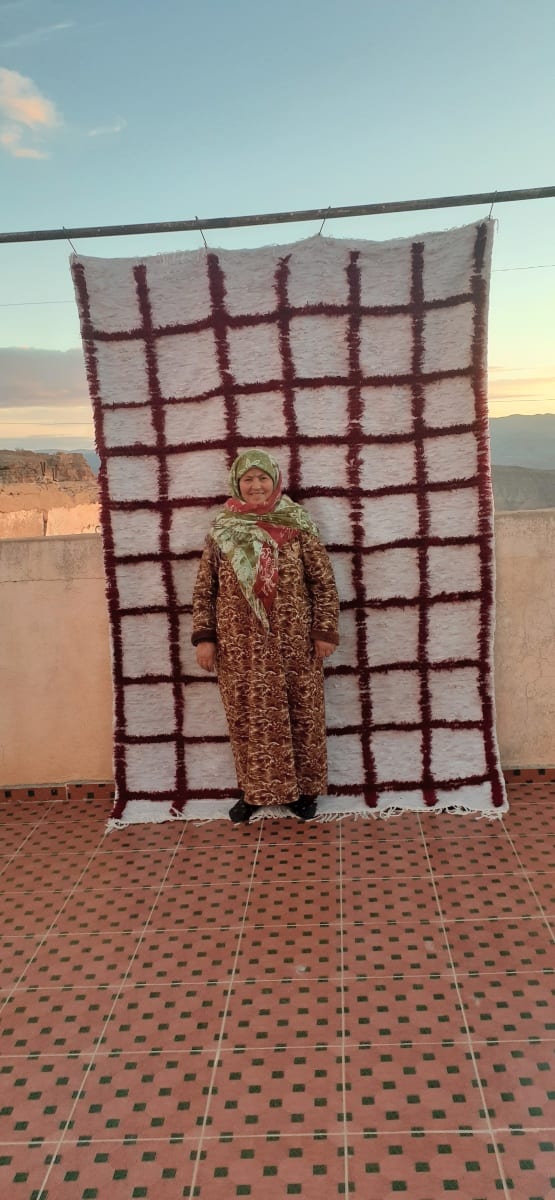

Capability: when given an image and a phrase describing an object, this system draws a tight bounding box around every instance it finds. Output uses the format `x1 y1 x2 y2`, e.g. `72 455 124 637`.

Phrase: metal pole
1 186 555 246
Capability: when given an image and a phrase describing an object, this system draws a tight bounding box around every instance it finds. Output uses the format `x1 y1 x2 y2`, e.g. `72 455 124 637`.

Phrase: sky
0 0 554 449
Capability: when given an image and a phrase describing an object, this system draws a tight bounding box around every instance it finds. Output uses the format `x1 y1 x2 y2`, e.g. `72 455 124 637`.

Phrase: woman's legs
288 794 318 820
228 792 255 824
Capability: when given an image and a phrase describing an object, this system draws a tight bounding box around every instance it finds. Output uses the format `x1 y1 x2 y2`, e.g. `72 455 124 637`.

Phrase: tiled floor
0 780 554 1199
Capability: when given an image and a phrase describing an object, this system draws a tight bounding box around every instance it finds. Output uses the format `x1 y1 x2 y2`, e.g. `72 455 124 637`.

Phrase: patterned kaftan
191 532 339 808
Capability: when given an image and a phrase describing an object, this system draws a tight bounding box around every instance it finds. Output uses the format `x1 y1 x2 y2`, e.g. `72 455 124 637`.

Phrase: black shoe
229 797 254 824
288 795 318 821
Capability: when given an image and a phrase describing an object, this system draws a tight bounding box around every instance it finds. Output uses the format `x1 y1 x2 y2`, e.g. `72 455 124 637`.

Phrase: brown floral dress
191 532 339 807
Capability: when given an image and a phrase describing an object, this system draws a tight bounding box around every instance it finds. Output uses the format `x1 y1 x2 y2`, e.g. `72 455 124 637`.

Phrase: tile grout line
2 1029 555 1066
417 813 513 1200
4 960 552 1003
338 820 351 1198
1 911 553 941
187 818 266 1198
501 819 555 941
2 1121 554 1152
0 802 62 881
0 819 116 1021
34 822 191 1199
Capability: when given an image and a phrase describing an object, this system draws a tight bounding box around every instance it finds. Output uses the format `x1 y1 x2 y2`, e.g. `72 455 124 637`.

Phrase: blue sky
1 0 554 446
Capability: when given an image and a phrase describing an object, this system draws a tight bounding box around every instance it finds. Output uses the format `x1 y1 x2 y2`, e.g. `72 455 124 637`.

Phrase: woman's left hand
314 639 336 659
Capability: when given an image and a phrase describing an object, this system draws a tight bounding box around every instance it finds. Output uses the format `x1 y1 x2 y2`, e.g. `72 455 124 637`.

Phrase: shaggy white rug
71 221 507 825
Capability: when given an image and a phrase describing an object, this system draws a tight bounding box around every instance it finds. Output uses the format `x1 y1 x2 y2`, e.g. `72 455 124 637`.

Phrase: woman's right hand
196 641 217 672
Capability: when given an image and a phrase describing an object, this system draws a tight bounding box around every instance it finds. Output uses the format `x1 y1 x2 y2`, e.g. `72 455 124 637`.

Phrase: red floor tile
346 1131 506 1199
422 813 509 840
0 798 61 817
190 1132 348 1199
168 842 259 887
78 849 178 891
234 921 339 981
126 927 242 985
495 1129 555 1199
433 871 544 920
203 1047 344 1137
67 1050 216 1141
0 823 47 854
147 883 250 930
0 783 554 1199
0 888 73 936
423 834 520 876
501 806 555 840
340 832 430 880
457 971 555 1041
0 935 42 992
444 916 554 974
97 983 230 1055
245 878 339 927
342 977 468 1045
221 979 344 1050
473 1039 555 1129
0 1143 55 1200
0 1054 90 1143
524 871 555 912
253 837 340 882
0 851 91 893
49 886 158 935
343 1039 486 1133
340 874 439 924
14 932 138 990
340 921 451 979
505 836 555 873
19 1137 197 1200
0 986 117 1056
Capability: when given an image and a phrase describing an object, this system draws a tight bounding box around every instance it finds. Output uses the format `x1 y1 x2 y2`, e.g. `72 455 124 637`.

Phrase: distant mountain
489 413 555 470
0 449 96 486
492 465 555 512
80 450 100 475
2 416 553 505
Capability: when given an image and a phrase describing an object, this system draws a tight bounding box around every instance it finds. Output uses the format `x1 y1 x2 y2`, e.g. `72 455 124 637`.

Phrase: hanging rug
71 221 507 825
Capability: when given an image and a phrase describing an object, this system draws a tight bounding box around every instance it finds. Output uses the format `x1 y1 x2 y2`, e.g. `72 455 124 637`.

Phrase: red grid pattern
71 223 506 823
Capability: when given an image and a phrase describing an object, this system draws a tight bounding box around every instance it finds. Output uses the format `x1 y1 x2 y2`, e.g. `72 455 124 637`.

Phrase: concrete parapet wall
0 535 113 785
0 515 554 786
494 510 555 768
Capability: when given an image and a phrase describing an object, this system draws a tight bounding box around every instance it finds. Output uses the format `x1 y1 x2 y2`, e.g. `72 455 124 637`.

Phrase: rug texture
71 221 507 825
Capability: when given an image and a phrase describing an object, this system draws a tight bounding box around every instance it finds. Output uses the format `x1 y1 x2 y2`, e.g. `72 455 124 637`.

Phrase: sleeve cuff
312 628 339 646
191 630 217 646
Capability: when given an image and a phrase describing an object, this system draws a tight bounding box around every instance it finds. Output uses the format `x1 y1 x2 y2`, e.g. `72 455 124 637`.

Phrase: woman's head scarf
210 449 320 628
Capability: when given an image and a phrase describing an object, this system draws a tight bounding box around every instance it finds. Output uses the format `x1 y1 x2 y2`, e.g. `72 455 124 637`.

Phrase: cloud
0 21 73 49
0 348 88 407
0 66 61 157
88 117 127 137
488 374 555 401
0 125 47 157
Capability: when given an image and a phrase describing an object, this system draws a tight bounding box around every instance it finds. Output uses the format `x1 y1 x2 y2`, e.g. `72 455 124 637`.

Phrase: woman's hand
313 639 336 659
196 642 217 672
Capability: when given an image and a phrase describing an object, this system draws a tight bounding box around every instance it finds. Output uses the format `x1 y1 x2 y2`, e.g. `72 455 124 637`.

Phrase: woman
191 449 339 822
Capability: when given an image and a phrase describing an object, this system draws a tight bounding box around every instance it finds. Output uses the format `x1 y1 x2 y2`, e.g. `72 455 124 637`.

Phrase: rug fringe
106 801 506 830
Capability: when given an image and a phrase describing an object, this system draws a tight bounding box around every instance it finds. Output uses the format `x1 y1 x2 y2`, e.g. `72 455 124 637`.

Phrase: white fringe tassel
106 797 505 831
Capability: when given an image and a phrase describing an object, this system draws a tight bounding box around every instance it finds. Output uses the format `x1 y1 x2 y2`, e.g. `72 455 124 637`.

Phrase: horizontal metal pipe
1 186 554 246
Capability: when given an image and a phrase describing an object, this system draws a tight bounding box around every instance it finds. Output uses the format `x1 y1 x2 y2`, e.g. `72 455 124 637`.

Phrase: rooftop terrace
1 776 554 1198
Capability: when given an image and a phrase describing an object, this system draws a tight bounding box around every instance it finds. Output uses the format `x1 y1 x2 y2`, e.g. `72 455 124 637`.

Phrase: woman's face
238 468 274 508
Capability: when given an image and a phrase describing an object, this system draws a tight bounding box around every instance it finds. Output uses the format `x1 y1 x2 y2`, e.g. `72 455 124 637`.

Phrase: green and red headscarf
211 449 320 628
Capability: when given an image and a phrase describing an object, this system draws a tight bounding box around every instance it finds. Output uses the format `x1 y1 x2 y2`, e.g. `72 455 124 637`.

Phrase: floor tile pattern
0 779 553 1198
